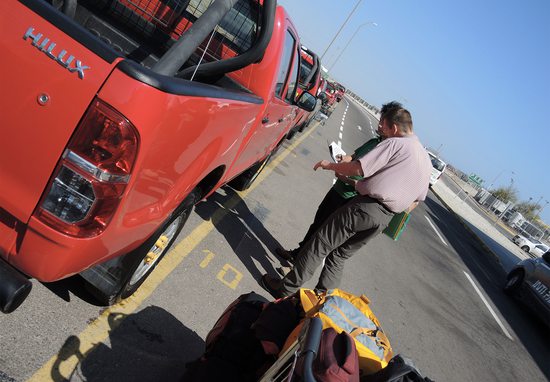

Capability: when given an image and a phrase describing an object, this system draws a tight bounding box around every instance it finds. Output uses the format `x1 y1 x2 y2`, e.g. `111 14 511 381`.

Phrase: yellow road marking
29 125 318 381
217 263 243 290
199 249 215 268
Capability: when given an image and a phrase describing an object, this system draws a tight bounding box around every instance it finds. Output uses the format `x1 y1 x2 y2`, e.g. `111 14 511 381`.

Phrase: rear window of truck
81 0 259 67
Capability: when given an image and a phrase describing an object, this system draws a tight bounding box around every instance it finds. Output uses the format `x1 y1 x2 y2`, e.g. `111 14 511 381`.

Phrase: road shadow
41 276 104 307
48 306 204 382
424 195 550 380
194 187 282 281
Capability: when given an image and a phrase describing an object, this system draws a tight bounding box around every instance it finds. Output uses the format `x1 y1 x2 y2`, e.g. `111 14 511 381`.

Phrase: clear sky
278 0 550 224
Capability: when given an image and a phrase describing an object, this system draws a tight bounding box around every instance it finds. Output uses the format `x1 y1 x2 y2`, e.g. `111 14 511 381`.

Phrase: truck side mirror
543 251 550 264
296 92 317 112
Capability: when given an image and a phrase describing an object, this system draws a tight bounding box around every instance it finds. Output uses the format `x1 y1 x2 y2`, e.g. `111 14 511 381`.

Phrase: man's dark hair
380 101 402 118
383 107 413 133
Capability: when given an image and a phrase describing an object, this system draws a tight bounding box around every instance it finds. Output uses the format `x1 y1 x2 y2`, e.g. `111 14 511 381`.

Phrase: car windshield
429 154 446 171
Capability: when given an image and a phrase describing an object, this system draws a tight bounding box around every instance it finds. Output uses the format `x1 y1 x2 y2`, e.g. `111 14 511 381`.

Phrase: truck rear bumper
0 257 32 313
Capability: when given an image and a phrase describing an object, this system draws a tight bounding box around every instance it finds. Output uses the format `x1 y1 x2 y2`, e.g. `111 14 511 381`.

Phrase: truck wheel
521 245 530 252
119 189 199 299
83 189 199 305
285 128 297 140
503 270 524 296
228 154 271 191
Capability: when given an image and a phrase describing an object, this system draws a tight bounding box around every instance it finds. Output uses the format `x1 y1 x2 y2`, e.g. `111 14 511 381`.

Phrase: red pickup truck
335 83 346 102
286 45 322 138
319 81 338 116
0 0 317 312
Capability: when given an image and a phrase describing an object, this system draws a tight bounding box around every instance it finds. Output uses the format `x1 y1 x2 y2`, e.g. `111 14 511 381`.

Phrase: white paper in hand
328 141 346 162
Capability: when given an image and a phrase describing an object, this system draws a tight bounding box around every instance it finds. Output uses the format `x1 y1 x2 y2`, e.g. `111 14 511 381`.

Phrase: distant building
474 189 511 215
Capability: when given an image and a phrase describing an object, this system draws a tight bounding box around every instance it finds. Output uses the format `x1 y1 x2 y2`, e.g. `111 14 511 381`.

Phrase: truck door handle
262 117 269 124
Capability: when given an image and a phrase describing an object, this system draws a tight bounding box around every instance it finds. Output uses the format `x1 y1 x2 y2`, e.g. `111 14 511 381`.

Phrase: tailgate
0 1 120 222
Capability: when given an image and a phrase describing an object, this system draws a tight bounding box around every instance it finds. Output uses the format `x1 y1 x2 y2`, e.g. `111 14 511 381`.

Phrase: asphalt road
1 97 548 382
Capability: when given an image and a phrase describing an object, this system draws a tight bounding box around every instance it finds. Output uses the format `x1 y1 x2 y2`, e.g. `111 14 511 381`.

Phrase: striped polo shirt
356 134 432 213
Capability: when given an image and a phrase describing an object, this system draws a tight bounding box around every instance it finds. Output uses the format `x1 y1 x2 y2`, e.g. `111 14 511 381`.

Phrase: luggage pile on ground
181 289 433 382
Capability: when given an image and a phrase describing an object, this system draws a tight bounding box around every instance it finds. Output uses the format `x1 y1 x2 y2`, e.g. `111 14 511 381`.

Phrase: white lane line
358 125 362 131
424 215 448 246
463 271 514 341
337 140 341 146
338 132 343 139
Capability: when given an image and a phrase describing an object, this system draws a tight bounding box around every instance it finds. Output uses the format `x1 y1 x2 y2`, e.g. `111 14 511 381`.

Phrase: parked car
427 151 447 186
504 251 550 326
0 0 316 312
320 81 338 117
512 235 549 257
334 83 346 102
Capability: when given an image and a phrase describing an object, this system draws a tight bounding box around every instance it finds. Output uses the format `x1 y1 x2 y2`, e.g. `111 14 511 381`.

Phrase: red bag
298 327 360 382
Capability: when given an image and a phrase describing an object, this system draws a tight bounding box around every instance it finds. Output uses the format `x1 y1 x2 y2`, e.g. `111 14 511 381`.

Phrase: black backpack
360 354 434 382
182 292 270 382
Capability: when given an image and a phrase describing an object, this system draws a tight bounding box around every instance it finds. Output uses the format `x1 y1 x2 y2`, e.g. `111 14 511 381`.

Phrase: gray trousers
280 195 394 295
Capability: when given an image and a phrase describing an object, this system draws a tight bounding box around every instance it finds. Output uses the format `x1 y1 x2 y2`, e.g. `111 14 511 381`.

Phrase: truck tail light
37 99 139 237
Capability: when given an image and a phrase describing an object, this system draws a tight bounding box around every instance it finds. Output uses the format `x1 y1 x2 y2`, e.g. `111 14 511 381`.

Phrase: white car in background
427 151 447 186
512 234 549 257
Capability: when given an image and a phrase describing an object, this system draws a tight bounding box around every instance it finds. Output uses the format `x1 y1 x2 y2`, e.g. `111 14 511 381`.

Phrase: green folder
383 211 410 241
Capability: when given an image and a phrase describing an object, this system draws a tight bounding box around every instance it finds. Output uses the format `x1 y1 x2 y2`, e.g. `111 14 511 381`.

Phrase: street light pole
488 170 505 191
534 196 544 214
488 169 514 191
327 21 377 72
539 200 549 216
320 0 363 60
533 196 545 216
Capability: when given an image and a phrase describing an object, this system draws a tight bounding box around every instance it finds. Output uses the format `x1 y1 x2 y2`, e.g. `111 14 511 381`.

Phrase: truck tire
84 189 200 305
285 128 297 140
503 270 524 296
228 154 271 191
297 120 308 132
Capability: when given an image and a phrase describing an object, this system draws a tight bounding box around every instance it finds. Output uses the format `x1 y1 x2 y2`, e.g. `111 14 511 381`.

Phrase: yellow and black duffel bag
282 288 393 376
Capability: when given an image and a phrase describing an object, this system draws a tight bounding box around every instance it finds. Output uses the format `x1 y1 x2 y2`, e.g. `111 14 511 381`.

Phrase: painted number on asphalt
200 249 243 290
217 264 243 290
200 249 215 268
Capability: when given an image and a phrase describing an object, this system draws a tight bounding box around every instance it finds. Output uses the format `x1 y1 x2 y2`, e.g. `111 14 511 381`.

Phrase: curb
445 173 519 237
430 187 503 267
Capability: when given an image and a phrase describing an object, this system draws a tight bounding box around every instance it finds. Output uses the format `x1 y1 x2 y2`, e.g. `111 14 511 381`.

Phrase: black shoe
276 266 292 277
275 247 297 263
260 274 286 299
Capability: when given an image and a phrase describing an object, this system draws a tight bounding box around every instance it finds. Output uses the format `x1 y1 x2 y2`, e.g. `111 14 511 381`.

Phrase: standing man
261 106 432 298
276 101 402 264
